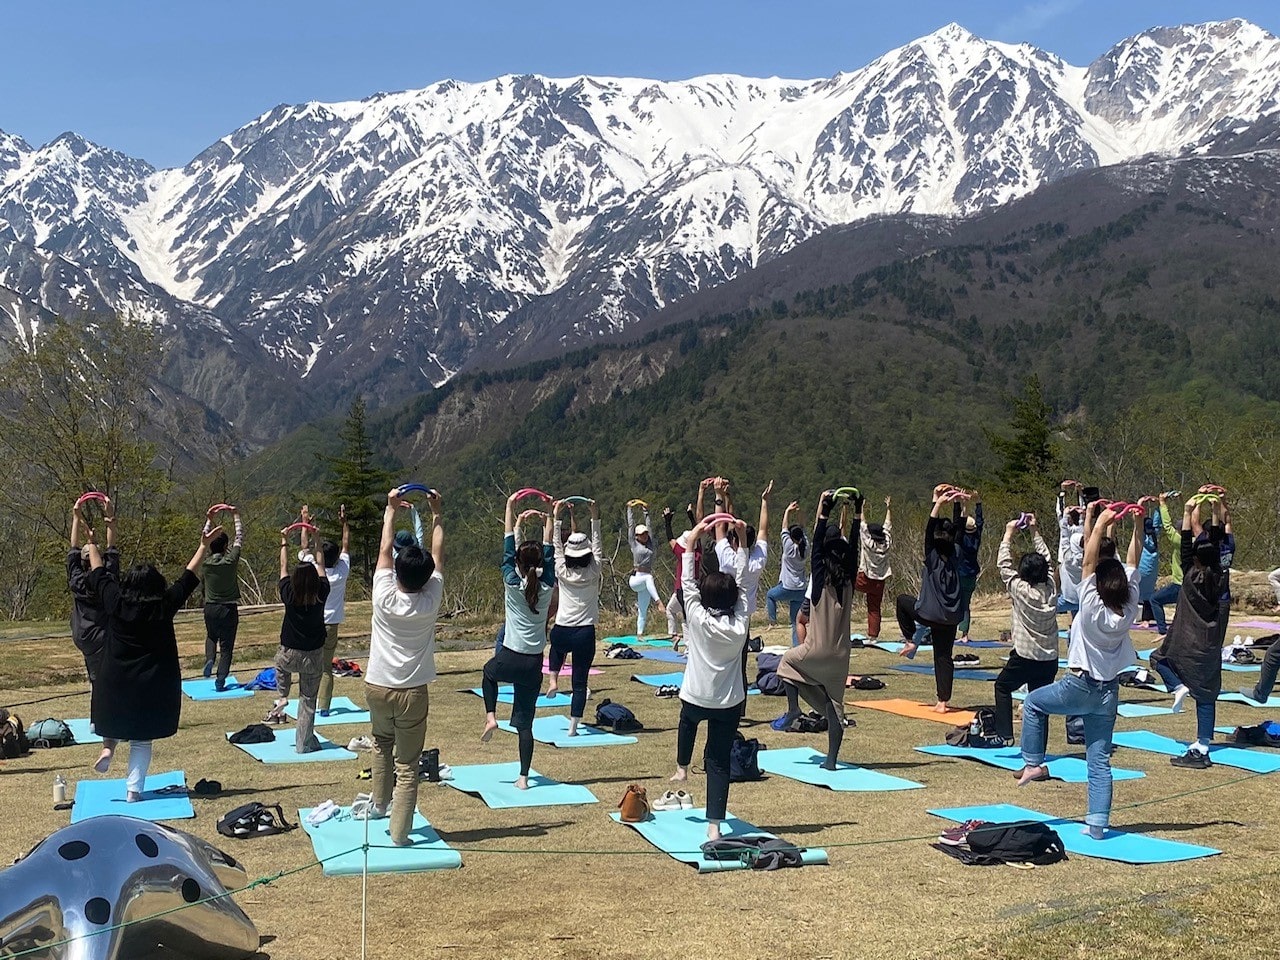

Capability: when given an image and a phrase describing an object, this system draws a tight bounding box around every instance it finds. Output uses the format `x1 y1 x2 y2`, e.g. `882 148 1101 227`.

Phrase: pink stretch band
75 492 108 507
703 512 737 526
514 488 553 502
283 522 318 534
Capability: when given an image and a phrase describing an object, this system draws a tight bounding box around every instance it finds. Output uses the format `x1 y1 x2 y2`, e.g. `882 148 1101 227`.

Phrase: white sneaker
675 790 694 810
350 794 386 821
347 735 373 752
1171 686 1189 713
651 790 683 811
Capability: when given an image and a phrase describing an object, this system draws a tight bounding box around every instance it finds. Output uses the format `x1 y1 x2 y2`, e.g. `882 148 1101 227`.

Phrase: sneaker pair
654 684 680 698
938 818 987 846
347 735 374 752
953 653 981 667
264 699 288 724
350 793 387 821
652 789 694 811
1169 748 1212 769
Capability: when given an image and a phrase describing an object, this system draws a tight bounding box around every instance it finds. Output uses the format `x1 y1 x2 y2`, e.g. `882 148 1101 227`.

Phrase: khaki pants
366 682 430 845
318 624 340 712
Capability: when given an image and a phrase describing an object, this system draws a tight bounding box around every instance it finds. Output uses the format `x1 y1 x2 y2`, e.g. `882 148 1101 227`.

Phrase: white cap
634 524 649 536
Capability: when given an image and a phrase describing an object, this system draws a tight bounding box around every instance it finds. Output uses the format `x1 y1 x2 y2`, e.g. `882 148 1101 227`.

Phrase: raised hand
202 525 225 547
761 480 773 501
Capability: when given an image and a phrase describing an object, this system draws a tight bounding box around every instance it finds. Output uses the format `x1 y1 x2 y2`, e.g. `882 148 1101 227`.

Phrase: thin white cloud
995 0 1085 41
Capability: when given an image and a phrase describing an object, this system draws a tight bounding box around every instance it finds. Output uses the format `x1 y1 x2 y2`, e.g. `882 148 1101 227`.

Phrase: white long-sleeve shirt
680 548 749 709
1066 566 1140 681
553 520 603 627
715 538 767 614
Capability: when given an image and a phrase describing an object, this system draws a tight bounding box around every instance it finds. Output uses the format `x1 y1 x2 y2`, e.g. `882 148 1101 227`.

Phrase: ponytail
517 541 544 614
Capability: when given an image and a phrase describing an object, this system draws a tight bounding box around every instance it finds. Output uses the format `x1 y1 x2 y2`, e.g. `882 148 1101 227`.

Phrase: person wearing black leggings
896 486 967 713
668 516 750 841
547 498 602 735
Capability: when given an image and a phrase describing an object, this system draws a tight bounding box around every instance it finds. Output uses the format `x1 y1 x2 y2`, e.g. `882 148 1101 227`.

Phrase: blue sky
3 1 1277 167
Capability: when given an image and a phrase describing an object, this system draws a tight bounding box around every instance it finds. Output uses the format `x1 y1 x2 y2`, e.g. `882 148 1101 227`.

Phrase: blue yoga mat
638 648 689 664
182 677 254 700
283 696 370 725
66 718 103 745
300 807 462 875
757 747 923 791
466 687 573 710
611 807 829 872
953 640 1012 649
631 671 761 694
604 635 674 648
226 729 358 763
1218 691 1280 708
71 769 193 823
914 744 1145 782
445 762 598 808
892 664 1000 681
929 803 1220 864
496 714 636 747
1136 649 1260 673
1116 702 1175 718
1112 730 1280 774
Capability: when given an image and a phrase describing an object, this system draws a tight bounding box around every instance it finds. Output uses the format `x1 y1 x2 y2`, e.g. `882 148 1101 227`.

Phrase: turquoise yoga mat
611 807 829 873
299 806 462 876
603 635 675 648
914 744 1145 783
638 648 689 664
891 664 1000 681
284 696 370 725
929 803 1220 864
71 769 193 824
226 729 358 764
181 677 254 700
1136 648 1260 673
445 762 598 808
1111 730 1280 774
65 718 103 745
756 747 923 791
466 687 572 710
496 714 636 747
1011 690 1168 716
630 671 761 694
1217 691 1280 708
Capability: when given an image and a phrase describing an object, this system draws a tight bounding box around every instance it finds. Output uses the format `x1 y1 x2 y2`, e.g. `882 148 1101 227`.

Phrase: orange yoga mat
847 698 977 725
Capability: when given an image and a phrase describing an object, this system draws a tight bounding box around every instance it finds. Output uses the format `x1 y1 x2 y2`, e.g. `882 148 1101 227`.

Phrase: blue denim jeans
766 584 806 645
1150 660 1217 743
1020 672 1118 828
1149 582 1180 634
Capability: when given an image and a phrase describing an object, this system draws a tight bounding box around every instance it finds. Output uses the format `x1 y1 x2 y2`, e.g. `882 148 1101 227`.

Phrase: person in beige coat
773 489 862 769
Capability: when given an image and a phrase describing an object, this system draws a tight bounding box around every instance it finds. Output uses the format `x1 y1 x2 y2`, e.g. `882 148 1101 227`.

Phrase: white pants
629 573 659 634
1270 567 1280 604
666 591 685 636
126 740 153 794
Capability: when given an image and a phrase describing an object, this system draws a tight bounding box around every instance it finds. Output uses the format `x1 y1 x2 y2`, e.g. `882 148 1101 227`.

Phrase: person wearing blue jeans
767 501 809 645
1148 581 1179 634
1018 502 1142 838
1241 640 1280 704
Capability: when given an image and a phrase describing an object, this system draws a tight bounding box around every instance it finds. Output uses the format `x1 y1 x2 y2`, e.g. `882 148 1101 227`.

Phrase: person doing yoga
547 497 603 736
626 500 664 635
299 503 351 716
269 524 330 753
767 500 809 646
668 516 750 842
480 493 556 790
1016 502 1141 839
664 504 699 643
956 491 983 643
200 504 244 692
69 495 118 688
772 489 861 768
856 496 893 640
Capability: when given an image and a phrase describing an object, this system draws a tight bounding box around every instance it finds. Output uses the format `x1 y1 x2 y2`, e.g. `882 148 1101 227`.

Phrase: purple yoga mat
1235 621 1280 631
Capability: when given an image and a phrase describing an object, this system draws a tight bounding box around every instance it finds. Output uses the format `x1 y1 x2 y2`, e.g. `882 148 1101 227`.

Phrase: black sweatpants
547 624 596 719
204 602 239 684
482 645 543 776
993 651 1059 741
676 700 740 821
894 593 959 702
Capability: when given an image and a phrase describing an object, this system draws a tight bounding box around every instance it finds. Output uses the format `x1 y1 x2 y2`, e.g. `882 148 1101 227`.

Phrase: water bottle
53 774 67 804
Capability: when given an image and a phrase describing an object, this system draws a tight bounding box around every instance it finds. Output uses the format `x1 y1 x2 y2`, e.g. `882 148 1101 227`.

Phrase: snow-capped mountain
2 18 1280 417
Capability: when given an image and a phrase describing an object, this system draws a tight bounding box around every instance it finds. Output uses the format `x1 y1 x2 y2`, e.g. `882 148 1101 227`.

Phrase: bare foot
898 643 919 659
957 636 971 645
1017 764 1049 786
706 820 722 841
480 716 498 742
670 766 688 783
545 682 558 698
515 775 529 790
94 748 114 774
932 701 950 714
126 790 142 803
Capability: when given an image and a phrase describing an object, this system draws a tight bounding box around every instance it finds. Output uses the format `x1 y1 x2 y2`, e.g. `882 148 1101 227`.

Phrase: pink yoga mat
543 660 603 676
1235 621 1280 631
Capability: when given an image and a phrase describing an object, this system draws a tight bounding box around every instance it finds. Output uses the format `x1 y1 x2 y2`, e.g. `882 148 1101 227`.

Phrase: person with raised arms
200 503 244 693
668 516 750 841
663 503 699 645
766 500 808 646
856 496 893 641
268 523 330 753
626 499 664 636
1016 503 1142 839
547 497 603 736
87 511 218 800
300 504 351 716
69 494 118 688
480 493 556 790
955 491 984 644
1056 480 1086 618
353 488 444 843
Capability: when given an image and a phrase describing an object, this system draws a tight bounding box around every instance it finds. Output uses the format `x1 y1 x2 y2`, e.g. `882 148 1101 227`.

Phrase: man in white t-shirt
354 488 445 847
301 505 351 717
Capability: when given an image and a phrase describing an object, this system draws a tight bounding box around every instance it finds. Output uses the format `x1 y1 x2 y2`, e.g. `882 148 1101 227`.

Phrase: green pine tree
985 375 1060 496
317 396 391 585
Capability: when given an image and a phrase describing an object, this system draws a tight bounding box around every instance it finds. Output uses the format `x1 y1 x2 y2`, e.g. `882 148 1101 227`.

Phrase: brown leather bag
618 783 650 822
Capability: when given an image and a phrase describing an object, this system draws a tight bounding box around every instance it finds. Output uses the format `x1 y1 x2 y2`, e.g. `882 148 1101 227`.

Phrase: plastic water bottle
53 774 67 804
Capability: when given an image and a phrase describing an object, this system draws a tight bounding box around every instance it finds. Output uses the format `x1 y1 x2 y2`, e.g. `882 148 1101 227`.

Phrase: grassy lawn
1 601 1277 960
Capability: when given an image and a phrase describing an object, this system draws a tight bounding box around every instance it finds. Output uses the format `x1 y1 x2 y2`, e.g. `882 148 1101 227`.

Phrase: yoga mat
300 807 461 875
915 744 1145 782
445 761 598 808
1116 702 1176 718
757 747 923 791
929 803 1219 863
1112 730 1280 773
847 699 976 725
71 770 193 823
181 677 253 700
630 672 760 694
284 696 370 725
891 664 999 681
1136 649 1260 673
1058 629 1070 639
951 640 1012 649
1235 621 1280 631
496 714 636 747
611 807 829 872
1217 692 1280 708
637 648 689 664
466 687 572 710
66 718 103 745
603 635 675 648
226 729 358 764
868 641 907 653
543 660 603 677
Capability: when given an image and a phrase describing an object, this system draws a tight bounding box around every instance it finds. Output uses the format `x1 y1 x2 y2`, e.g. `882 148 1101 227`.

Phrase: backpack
28 718 76 748
243 668 278 691
0 710 29 759
1232 722 1280 748
595 699 643 732
787 712 828 734
729 733 764 782
945 707 1004 748
605 644 642 660
755 671 786 696
216 802 296 839
618 784 650 823
964 821 1067 865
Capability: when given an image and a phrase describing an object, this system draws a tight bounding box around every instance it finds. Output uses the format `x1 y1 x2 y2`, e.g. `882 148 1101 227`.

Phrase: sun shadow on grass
1121 819 1246 833
436 820 574 843
754 820 860 835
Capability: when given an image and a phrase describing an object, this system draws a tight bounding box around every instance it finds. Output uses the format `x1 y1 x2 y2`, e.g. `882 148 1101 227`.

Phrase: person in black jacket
87 516 220 801
895 486 968 713
68 496 119 686
267 527 331 753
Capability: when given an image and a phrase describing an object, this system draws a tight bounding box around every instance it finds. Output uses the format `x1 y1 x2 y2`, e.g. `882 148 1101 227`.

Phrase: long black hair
788 524 807 559
120 564 167 604
290 564 322 607
517 540 544 614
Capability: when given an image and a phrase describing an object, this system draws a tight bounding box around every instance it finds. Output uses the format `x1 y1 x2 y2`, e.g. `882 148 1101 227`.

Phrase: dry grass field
2 598 1278 960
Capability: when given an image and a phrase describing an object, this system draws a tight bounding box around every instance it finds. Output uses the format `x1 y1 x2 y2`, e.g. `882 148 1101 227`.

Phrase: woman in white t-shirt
547 498 603 736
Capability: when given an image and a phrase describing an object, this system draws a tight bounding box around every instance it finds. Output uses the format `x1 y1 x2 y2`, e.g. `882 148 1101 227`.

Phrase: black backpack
595 699 643 732
0 710 29 759
1232 722 1280 747
217 802 296 839
965 821 1067 865
729 733 764 782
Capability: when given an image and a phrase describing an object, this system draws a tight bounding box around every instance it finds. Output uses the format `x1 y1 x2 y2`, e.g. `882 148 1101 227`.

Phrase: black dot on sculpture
58 840 90 861
134 834 159 858
181 878 200 903
85 898 111 925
